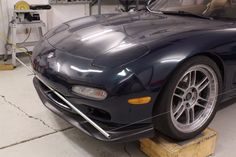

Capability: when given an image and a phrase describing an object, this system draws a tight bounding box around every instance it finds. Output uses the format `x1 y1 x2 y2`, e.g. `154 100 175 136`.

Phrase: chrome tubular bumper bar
37 76 111 139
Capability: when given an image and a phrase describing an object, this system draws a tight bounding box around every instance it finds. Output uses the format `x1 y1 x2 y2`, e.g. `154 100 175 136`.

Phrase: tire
153 56 222 141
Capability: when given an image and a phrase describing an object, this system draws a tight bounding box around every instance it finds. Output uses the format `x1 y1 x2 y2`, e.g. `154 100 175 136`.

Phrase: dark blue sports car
32 0 236 142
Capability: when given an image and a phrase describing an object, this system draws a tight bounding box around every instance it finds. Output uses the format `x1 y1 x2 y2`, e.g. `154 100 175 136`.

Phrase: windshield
147 0 236 20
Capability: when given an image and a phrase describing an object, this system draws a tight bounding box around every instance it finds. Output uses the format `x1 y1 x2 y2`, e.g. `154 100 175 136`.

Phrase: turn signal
128 97 151 105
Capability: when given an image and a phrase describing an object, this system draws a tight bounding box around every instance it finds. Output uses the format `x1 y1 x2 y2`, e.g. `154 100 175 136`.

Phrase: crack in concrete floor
0 94 57 131
123 144 132 157
0 94 134 157
0 94 74 149
0 127 73 150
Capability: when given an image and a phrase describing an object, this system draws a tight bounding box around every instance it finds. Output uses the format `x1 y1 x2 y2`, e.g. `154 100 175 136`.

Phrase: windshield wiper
162 10 213 20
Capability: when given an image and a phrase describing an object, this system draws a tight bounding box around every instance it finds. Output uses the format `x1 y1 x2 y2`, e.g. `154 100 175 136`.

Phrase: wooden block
0 64 14 71
140 128 217 157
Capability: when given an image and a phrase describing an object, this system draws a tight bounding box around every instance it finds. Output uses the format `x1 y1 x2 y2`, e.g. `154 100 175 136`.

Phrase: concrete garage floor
0 58 236 157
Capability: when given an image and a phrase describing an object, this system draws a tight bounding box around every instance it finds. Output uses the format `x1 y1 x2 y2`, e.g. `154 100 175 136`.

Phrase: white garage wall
0 0 9 55
0 2 5 54
47 4 88 29
0 0 119 55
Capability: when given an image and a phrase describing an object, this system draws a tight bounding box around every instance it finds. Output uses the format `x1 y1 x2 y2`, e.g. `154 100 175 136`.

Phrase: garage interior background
0 0 120 55
1 1 236 157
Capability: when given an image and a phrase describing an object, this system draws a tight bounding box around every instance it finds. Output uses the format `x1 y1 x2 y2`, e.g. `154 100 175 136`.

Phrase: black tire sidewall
153 56 222 141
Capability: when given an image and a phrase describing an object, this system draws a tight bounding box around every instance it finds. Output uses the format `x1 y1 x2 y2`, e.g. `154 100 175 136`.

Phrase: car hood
45 11 229 67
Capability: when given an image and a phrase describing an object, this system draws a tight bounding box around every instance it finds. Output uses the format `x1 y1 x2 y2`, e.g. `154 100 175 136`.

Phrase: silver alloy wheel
170 64 218 133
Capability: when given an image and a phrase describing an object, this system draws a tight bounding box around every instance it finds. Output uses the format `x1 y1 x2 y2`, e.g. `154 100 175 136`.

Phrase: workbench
90 0 145 15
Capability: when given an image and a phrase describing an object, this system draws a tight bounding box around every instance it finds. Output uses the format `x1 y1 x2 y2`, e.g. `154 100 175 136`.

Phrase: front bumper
33 77 155 142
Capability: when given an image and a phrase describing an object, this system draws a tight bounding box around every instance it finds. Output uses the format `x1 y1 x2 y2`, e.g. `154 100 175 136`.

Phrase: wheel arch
152 52 225 112
197 53 225 82
151 54 222 140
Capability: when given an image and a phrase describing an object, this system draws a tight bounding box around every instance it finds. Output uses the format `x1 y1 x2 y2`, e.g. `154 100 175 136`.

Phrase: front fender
127 28 235 92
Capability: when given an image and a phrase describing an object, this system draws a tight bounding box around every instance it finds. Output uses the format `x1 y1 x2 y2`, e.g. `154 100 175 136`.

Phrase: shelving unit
49 0 147 15
90 0 146 15
4 10 46 67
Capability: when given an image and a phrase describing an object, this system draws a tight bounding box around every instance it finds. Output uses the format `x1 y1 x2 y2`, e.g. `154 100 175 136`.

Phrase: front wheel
153 56 222 141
